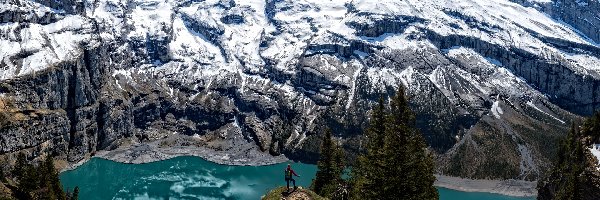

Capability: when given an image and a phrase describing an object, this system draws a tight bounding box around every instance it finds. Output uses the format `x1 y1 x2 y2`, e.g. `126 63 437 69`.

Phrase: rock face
538 0 600 45
554 0 600 43
0 0 599 180
509 0 600 46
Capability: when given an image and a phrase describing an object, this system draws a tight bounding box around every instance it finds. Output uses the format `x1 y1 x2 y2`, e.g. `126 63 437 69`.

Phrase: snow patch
527 101 565 124
346 65 363 109
353 50 368 59
485 57 503 66
491 100 504 119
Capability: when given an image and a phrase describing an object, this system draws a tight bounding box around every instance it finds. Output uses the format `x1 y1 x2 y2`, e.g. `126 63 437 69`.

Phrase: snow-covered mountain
1 0 599 180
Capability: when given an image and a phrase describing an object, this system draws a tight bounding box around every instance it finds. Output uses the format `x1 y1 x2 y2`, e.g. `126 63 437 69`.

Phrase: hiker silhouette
284 163 300 191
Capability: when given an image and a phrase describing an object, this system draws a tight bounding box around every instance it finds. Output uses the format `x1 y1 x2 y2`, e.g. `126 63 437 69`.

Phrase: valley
1 0 599 190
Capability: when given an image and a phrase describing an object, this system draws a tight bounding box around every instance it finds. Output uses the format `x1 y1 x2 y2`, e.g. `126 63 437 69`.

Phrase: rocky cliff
0 0 599 180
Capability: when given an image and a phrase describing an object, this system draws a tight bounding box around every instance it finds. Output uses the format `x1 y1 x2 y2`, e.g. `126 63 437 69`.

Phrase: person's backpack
285 169 292 179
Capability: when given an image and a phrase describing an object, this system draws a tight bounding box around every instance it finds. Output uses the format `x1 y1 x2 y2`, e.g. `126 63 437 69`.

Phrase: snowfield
2 0 598 81
1 0 599 180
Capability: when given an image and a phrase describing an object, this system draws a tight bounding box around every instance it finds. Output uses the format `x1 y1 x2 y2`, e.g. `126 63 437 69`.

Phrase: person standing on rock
285 163 300 191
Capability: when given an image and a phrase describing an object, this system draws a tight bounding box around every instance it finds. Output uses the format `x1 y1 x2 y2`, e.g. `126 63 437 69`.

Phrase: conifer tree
72 186 80 200
312 128 345 199
538 116 600 200
350 97 386 199
582 112 600 142
6 154 76 200
12 153 26 180
351 86 438 200
383 86 437 200
412 132 439 200
0 165 5 184
39 156 53 199
17 164 37 199
43 156 66 200
381 86 414 198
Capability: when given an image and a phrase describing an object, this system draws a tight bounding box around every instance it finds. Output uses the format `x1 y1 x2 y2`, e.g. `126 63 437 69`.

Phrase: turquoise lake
60 156 535 200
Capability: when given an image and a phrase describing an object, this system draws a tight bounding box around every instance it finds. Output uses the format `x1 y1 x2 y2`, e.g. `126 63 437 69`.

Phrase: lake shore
61 135 288 172
60 137 537 198
95 143 288 166
434 174 537 197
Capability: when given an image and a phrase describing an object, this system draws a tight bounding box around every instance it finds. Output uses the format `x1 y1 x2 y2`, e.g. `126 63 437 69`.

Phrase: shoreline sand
434 174 537 197
60 137 288 172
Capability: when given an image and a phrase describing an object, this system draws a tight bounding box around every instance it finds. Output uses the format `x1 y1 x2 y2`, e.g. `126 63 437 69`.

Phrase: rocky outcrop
548 0 600 44
510 0 600 44
32 0 85 15
0 43 110 162
0 5 61 25
425 31 600 116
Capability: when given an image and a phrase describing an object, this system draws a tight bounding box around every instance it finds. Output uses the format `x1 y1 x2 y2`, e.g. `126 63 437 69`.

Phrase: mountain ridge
0 0 599 180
